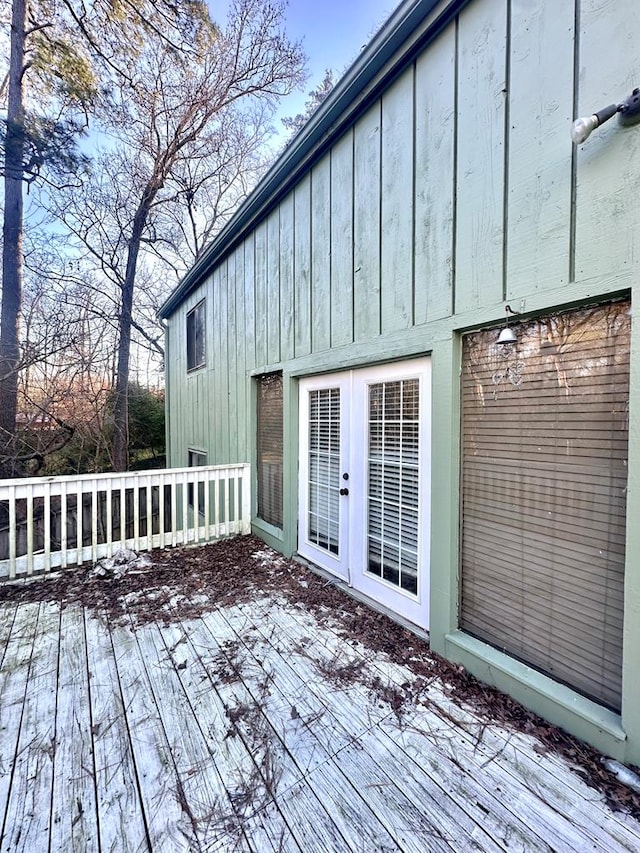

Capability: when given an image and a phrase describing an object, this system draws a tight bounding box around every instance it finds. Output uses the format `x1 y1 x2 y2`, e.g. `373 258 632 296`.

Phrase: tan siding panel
280 195 295 362
227 255 238 462
233 245 248 460
254 221 268 369
267 208 281 365
506 0 574 299
294 175 312 358
574 0 640 283
311 156 331 353
330 132 354 348
244 234 256 372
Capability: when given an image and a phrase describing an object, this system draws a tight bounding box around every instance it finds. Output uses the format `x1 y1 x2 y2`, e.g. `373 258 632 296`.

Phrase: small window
257 372 283 528
186 300 206 371
188 449 207 510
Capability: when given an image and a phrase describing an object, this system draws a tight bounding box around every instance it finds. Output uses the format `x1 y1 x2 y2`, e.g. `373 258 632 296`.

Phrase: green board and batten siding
163 0 640 765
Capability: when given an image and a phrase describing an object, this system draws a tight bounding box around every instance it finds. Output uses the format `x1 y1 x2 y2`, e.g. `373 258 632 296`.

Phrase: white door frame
298 358 431 629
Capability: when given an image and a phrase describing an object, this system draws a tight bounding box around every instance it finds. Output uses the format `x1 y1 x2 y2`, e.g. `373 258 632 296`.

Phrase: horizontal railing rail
0 463 251 581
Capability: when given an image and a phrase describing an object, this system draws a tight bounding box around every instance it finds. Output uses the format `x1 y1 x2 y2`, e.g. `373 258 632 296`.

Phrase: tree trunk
111 196 152 471
0 0 26 477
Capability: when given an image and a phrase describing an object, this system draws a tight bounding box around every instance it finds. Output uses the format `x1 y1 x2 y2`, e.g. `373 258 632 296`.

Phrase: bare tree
54 0 306 470
281 68 336 138
0 0 28 469
0 0 213 475
9 247 115 472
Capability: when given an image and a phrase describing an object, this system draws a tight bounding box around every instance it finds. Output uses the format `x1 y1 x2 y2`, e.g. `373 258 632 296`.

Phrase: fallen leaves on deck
1 534 639 821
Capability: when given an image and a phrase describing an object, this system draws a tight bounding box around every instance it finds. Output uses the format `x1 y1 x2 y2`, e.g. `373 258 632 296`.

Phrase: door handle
339 487 349 496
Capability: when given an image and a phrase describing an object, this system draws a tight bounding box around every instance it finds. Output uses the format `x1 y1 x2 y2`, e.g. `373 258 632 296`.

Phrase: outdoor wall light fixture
571 87 640 144
496 305 519 345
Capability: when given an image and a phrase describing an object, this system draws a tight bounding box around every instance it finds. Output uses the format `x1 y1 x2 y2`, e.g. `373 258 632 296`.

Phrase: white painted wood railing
0 463 251 580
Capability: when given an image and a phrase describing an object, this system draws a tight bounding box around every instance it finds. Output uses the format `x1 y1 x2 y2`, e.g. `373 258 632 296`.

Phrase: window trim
186 299 206 372
187 448 207 510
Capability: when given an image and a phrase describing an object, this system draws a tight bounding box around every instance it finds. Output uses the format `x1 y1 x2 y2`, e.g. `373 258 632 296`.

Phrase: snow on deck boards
0 596 639 853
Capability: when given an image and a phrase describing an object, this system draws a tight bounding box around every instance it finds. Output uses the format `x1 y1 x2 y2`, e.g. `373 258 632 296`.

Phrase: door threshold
293 552 430 644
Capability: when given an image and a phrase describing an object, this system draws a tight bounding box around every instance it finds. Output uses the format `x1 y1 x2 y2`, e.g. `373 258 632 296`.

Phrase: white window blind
307 388 341 554
367 378 420 594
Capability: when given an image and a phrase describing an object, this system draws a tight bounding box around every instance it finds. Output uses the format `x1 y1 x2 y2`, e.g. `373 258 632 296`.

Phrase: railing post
145 478 153 551
60 482 68 569
76 482 83 565
91 478 98 564
26 485 34 576
106 478 113 558
8 485 16 580
170 471 177 548
158 472 166 548
43 481 51 572
242 463 251 534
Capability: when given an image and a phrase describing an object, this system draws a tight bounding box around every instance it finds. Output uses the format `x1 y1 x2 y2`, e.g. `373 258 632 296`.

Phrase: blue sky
273 0 401 136
282 0 398 84
211 0 400 130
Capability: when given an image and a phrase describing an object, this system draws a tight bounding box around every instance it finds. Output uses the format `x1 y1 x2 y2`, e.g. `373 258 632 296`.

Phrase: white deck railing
0 463 251 580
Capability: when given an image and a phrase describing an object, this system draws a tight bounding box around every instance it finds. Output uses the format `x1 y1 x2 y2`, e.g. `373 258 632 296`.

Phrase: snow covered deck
1 541 639 852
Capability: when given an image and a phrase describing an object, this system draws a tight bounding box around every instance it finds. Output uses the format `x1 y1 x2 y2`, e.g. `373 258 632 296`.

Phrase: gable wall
164 0 640 764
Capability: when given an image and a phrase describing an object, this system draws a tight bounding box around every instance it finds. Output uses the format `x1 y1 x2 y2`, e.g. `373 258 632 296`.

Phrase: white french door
298 359 431 628
298 372 351 580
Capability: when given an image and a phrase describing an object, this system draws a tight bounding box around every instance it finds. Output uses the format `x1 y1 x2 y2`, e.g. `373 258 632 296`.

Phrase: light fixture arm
571 88 640 144
571 104 618 144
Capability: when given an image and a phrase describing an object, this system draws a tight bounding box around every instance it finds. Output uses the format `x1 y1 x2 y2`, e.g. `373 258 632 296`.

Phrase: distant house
160 0 640 766
15 412 54 430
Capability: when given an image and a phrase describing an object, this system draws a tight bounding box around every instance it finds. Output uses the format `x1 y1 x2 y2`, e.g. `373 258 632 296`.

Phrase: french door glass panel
308 388 341 555
367 378 420 593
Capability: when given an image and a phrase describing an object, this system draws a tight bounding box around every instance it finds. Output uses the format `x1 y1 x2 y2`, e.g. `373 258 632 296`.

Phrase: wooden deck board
200 609 410 853
215 605 496 852
0 604 16 670
109 622 201 851
233 595 640 852
1 603 60 853
0 602 41 840
0 593 639 852
156 617 302 853
50 606 99 852
286 607 640 851
224 599 532 852
131 620 245 850
84 612 150 853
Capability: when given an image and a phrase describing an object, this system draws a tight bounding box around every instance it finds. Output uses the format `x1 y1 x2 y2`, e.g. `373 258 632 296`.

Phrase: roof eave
159 0 466 319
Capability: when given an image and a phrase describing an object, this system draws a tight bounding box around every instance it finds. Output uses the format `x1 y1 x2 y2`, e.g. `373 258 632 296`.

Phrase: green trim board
620 293 640 763
445 631 628 760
